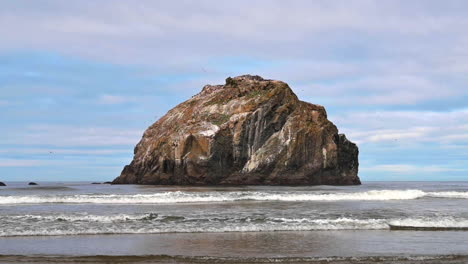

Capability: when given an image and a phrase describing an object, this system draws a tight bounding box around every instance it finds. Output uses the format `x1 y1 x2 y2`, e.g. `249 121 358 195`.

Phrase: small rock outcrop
0 182 6 186
113 75 360 185
28 182 38 186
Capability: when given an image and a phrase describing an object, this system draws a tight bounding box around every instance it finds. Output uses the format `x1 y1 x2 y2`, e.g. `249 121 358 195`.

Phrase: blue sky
1 0 467 182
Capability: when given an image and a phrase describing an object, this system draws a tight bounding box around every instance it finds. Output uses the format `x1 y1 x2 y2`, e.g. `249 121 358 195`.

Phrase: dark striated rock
28 182 38 186
0 182 6 186
113 75 360 185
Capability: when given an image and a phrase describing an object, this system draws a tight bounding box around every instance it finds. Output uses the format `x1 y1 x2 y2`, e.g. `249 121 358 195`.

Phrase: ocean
0 181 467 263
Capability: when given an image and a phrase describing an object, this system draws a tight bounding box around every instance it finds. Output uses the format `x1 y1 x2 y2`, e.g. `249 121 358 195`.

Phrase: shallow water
0 181 467 263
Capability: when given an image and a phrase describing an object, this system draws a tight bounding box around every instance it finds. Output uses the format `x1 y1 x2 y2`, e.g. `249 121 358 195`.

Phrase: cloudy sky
1 0 467 182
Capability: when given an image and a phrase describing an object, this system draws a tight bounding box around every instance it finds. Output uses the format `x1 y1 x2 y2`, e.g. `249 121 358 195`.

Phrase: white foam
0 190 466 205
427 191 468 199
0 217 388 237
2 214 468 237
250 190 428 201
389 217 468 228
7 213 154 222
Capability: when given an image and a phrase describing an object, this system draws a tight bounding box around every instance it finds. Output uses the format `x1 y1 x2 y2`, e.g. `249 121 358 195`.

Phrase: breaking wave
0 189 466 204
1 213 467 237
388 218 468 231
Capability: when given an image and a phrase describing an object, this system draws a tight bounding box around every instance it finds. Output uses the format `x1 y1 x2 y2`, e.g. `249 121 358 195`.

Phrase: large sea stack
113 75 360 185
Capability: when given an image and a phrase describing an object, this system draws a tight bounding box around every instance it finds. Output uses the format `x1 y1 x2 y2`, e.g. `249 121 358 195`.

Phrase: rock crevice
113 75 360 185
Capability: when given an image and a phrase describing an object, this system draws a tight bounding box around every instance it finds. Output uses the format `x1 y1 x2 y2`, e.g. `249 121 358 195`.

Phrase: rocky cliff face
113 75 360 185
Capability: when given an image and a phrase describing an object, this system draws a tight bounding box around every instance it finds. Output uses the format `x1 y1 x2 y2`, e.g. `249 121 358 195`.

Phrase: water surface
1 181 467 263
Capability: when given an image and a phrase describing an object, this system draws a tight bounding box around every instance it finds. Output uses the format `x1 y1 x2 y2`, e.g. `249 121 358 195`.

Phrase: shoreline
1 254 468 264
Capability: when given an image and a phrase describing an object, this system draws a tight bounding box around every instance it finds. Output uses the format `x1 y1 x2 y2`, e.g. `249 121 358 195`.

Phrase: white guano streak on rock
199 123 220 137
322 147 327 168
229 112 250 122
243 123 291 173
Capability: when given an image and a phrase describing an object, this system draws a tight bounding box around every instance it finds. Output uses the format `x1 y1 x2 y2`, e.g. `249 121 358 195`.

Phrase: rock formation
113 75 360 185
0 182 6 186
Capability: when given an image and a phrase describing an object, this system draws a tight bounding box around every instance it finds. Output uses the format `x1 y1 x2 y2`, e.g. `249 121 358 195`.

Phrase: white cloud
0 159 54 167
1 125 142 147
331 109 468 144
362 164 466 174
0 148 130 155
1 1 468 63
0 158 128 168
97 94 132 105
295 72 461 106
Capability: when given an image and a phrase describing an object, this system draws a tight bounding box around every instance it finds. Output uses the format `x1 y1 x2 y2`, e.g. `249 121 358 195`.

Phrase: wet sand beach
0 231 467 263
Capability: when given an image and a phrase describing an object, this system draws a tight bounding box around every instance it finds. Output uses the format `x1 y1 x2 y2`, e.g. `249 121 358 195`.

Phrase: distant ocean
0 181 467 263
